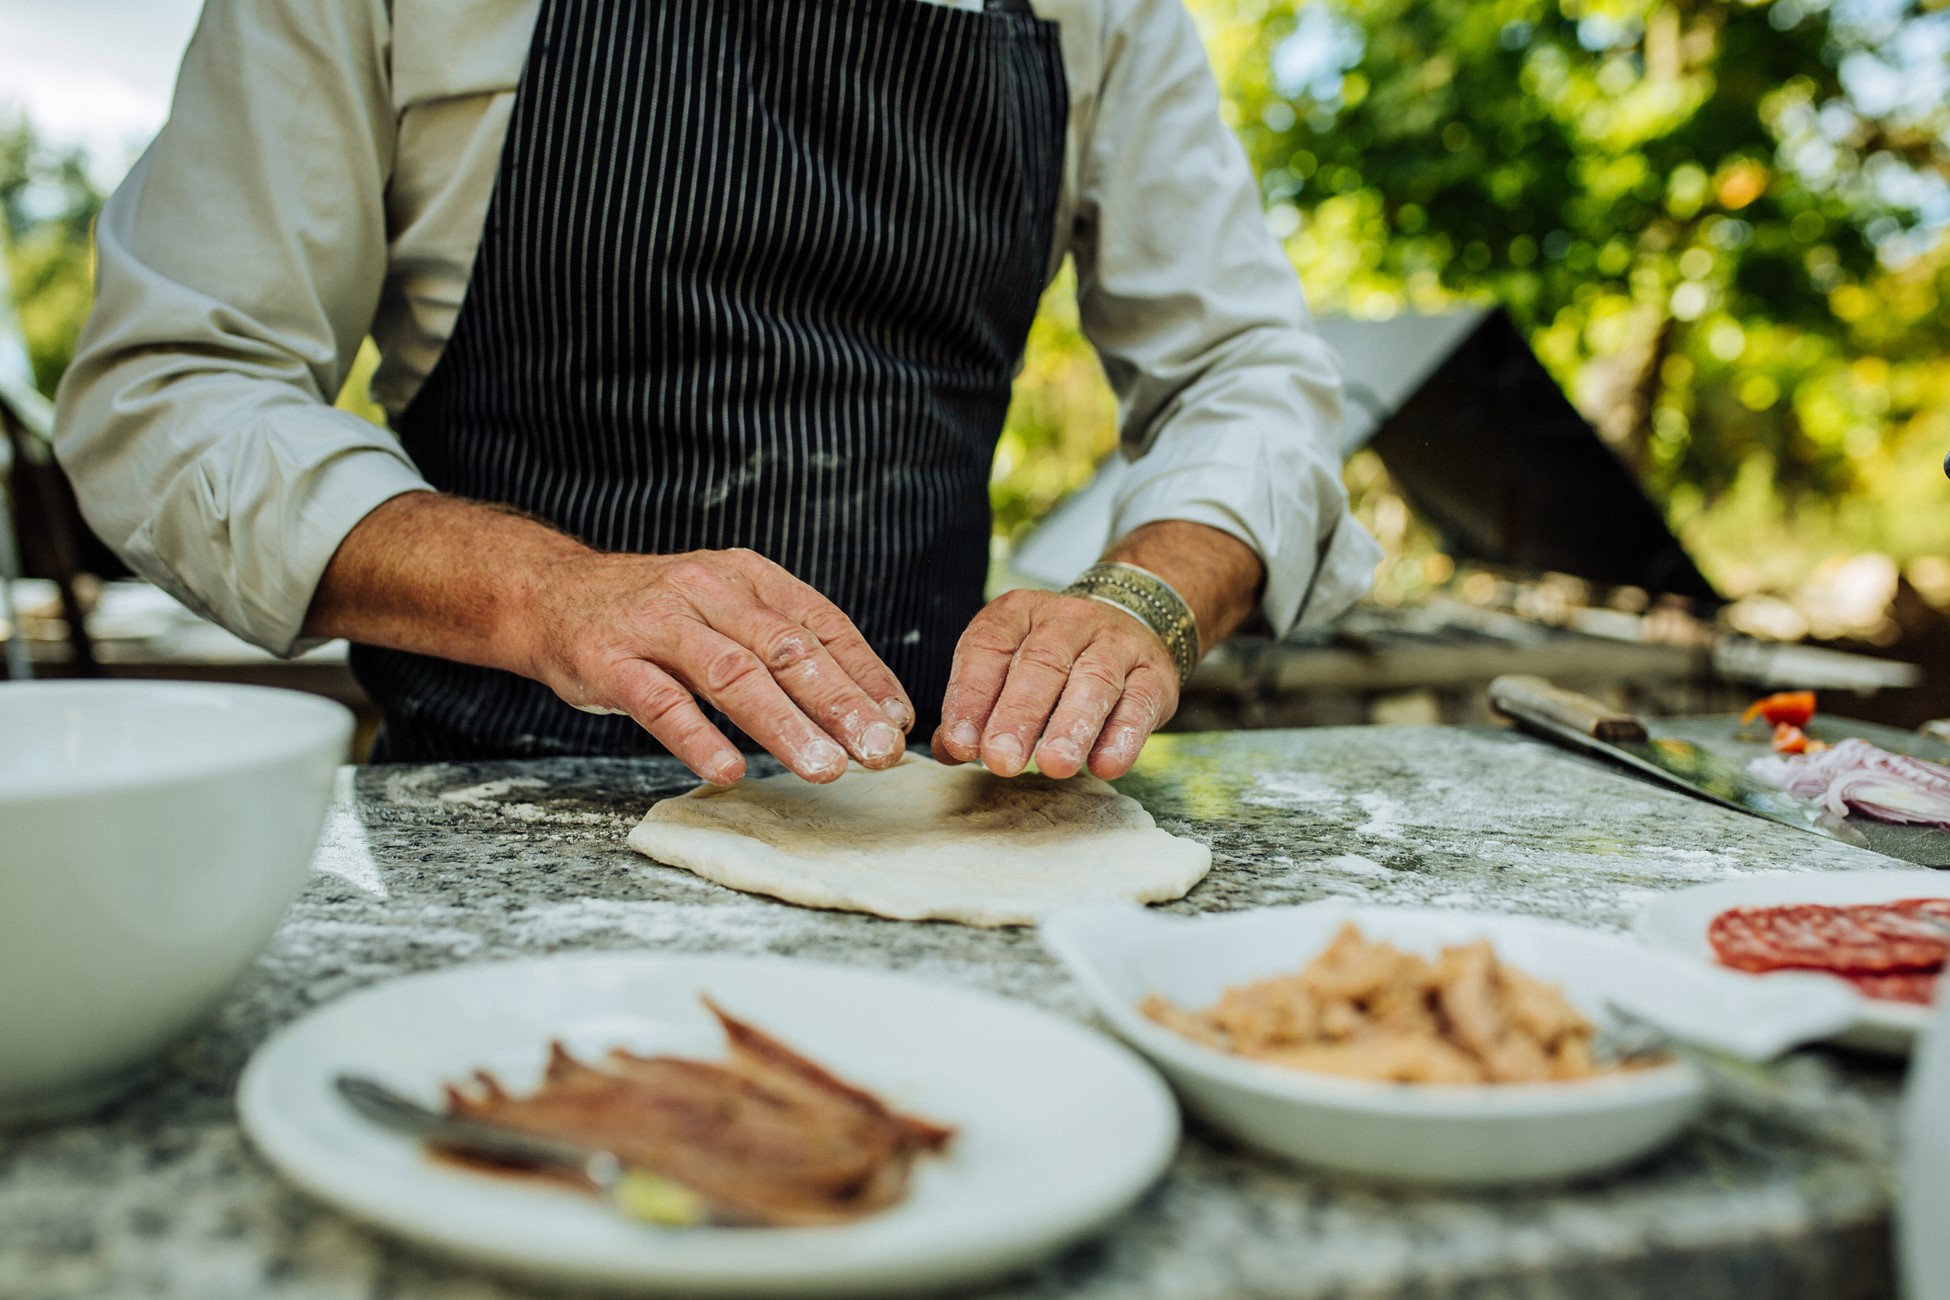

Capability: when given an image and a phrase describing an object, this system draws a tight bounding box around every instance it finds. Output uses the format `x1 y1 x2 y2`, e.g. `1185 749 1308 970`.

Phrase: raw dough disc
626 756 1211 928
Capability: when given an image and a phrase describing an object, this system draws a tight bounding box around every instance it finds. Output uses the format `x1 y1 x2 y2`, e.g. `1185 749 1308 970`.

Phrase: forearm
302 491 583 675
304 493 914 781
1102 520 1264 657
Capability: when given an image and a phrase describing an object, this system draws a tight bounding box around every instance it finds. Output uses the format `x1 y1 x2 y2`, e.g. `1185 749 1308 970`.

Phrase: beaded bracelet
1064 561 1201 686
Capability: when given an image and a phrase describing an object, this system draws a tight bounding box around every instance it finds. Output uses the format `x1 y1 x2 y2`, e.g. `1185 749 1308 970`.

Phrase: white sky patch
0 0 202 187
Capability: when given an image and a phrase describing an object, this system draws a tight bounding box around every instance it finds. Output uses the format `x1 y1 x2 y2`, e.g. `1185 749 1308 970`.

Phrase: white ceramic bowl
0 680 352 1122
1042 902 1853 1187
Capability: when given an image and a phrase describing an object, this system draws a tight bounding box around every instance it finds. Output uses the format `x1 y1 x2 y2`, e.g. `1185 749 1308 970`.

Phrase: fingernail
1113 727 1141 757
860 722 900 761
709 748 741 782
950 721 980 750
988 734 1024 772
805 739 847 774
882 698 913 728
1042 738 1081 768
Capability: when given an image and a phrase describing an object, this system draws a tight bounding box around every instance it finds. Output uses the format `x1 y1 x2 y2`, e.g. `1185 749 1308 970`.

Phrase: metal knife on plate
1487 675 1870 849
335 1074 713 1226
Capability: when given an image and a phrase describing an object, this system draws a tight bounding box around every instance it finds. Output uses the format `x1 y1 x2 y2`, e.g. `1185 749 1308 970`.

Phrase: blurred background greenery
8 0 1950 643
1001 0 1950 641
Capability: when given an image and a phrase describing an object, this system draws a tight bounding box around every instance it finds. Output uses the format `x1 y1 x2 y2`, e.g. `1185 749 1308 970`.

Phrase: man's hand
931 520 1264 781
932 589 1178 780
525 548 913 785
305 493 912 785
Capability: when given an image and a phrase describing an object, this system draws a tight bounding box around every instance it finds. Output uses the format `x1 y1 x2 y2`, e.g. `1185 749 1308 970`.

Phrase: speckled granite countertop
0 726 1913 1299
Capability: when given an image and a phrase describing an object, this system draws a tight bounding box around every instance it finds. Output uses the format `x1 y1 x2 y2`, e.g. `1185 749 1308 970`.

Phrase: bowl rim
1044 902 1707 1120
0 680 354 805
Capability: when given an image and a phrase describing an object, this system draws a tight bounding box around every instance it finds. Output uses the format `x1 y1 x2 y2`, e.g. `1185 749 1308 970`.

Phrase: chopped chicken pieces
1141 924 1606 1085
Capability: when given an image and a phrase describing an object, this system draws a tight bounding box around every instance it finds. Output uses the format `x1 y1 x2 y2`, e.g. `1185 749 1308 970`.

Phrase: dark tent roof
1316 308 1720 605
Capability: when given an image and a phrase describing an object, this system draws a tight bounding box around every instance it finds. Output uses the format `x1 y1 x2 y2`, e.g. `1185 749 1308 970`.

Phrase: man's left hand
932 589 1176 781
930 520 1265 781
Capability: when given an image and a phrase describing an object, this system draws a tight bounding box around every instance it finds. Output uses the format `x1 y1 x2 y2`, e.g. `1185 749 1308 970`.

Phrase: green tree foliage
1000 0 1950 606
1 117 102 397
1206 0 1950 598
992 264 1121 542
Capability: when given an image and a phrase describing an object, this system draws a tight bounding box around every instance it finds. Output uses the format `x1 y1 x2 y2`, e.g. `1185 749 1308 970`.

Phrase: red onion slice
1750 738 1950 828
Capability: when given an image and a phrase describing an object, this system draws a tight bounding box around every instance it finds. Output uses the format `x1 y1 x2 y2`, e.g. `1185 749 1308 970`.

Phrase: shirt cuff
127 434 432 658
279 449 433 657
1289 513 1386 633
1109 464 1381 639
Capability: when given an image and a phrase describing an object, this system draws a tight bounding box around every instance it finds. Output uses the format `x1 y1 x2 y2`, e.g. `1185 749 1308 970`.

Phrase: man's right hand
525 547 913 784
303 493 912 784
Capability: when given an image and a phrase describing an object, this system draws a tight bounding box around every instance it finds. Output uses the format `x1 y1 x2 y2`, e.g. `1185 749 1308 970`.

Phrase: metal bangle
1063 561 1201 686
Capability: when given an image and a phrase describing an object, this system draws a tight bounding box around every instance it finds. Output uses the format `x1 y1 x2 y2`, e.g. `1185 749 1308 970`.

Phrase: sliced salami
1843 969 1940 1005
1707 901 1949 976
1895 898 1950 922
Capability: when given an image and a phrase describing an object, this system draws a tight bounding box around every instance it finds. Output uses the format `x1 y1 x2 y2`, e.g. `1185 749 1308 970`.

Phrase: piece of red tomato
1743 690 1817 729
1772 722 1810 754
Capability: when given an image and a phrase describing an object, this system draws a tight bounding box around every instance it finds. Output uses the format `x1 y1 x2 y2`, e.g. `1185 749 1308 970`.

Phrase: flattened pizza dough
626 756 1211 927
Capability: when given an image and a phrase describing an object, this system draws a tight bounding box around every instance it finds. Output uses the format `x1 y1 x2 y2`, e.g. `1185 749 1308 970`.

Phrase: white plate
238 954 1178 1295
1043 902 1855 1187
1634 869 1950 1055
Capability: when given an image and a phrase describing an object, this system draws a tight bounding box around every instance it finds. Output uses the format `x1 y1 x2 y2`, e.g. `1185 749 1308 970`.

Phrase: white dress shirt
52 0 1380 657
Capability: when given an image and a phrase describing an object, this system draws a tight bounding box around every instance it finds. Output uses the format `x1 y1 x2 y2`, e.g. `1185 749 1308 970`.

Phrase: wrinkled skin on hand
929 589 1179 782
527 548 914 785
307 497 1257 786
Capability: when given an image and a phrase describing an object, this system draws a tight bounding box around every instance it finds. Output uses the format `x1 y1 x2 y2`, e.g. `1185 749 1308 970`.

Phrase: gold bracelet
1064 561 1201 686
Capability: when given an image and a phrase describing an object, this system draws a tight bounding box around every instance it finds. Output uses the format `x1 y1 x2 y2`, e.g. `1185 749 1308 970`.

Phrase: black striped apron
354 0 1068 761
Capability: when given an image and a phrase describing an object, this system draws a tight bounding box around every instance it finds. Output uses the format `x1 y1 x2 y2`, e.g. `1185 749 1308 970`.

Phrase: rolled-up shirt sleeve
52 0 429 656
1071 0 1380 635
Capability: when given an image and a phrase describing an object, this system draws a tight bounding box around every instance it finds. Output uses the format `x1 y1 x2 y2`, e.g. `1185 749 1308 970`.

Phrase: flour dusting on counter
310 768 387 898
1243 771 1344 807
438 777 550 804
1 728 1907 1300
1320 853 1392 878
1354 793 1408 841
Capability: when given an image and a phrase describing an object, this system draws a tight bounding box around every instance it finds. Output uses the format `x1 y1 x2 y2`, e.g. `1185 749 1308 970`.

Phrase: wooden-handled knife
1487 675 1869 848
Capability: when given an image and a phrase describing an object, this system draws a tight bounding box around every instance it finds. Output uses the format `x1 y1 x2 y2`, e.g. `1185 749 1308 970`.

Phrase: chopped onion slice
1750 738 1950 828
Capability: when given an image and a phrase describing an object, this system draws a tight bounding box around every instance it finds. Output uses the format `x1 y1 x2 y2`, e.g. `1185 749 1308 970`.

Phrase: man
54 0 1379 783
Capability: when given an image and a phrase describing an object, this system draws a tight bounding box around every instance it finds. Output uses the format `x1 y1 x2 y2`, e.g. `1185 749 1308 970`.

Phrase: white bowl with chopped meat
1043 901 1858 1187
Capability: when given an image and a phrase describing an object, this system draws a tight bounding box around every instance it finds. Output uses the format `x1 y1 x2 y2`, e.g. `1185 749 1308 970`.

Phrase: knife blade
335 1074 713 1226
1487 675 1870 848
